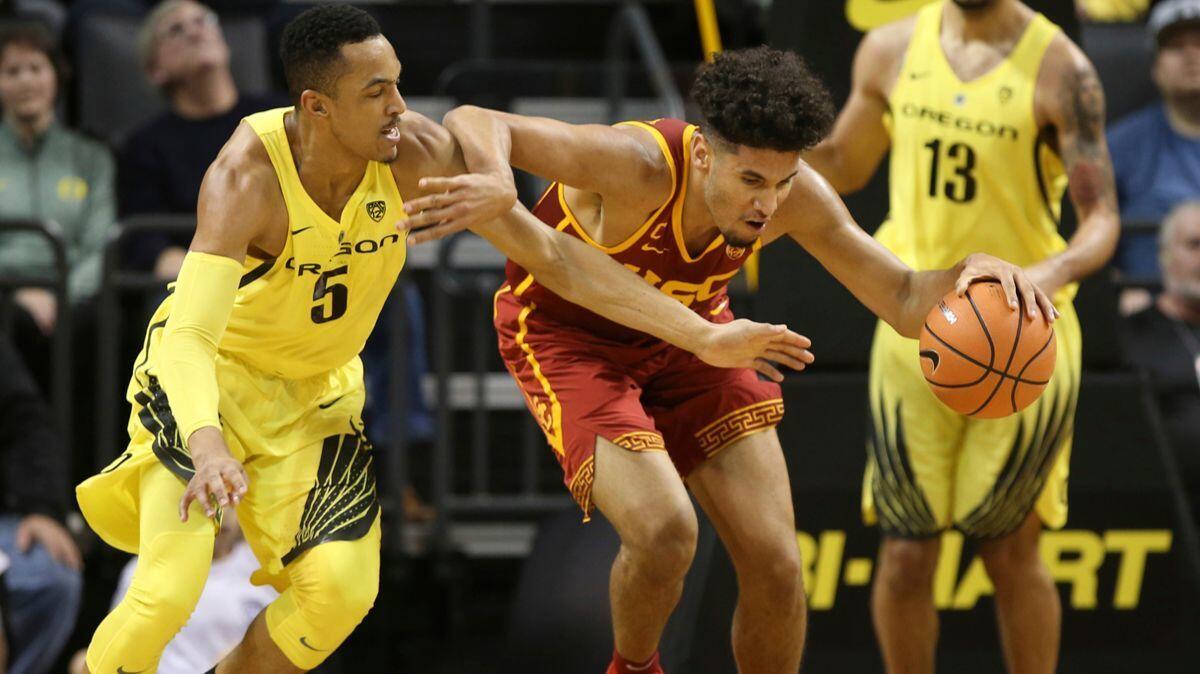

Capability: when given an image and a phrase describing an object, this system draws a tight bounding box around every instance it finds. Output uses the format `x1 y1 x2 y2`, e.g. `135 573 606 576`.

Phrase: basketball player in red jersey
404 47 1054 673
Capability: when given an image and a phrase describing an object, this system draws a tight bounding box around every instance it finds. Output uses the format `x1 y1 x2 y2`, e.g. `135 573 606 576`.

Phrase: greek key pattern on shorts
612 431 666 452
694 399 785 455
569 455 596 518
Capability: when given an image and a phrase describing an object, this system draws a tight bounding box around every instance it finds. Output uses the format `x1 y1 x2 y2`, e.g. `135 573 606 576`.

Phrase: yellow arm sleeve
156 251 243 444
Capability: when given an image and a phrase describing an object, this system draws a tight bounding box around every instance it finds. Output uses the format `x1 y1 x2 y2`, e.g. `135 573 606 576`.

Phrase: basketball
918 281 1056 419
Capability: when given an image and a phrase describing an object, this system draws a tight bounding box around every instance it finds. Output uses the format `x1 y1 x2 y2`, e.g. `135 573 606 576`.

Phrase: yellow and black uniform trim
866 398 940 537
282 422 379 565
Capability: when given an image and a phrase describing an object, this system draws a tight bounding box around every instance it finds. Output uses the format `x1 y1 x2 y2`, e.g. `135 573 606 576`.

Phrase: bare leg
872 536 941 674
216 611 303 674
686 429 806 674
593 438 698 662
979 512 1059 674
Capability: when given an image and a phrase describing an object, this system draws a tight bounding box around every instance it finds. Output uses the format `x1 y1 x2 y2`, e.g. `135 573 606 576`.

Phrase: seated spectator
119 0 282 279
1108 0 1200 280
0 331 82 674
0 24 114 334
68 513 276 674
1123 200 1200 522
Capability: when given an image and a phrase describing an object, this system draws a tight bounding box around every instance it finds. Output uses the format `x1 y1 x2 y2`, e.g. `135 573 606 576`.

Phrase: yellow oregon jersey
878 2 1072 300
208 107 407 379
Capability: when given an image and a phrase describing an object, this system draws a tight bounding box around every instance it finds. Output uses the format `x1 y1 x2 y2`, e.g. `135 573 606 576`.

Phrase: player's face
0 44 57 123
1154 25 1200 100
699 138 800 249
1164 208 1200 303
326 37 407 164
148 1 229 88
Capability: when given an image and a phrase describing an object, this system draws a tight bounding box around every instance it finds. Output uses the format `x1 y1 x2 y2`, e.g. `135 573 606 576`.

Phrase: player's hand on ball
696 319 814 382
180 430 249 522
400 173 518 245
956 253 1058 323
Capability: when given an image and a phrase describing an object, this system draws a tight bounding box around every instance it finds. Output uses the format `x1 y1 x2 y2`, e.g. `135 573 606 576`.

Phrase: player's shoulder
1034 31 1103 120
859 14 918 63
204 122 280 199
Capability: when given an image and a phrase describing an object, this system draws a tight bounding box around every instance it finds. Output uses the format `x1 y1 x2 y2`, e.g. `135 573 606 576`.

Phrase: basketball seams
965 287 1021 416
1008 330 1055 413
921 323 1050 387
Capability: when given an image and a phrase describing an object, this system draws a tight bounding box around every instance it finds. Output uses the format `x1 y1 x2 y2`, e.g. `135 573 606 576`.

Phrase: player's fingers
226 466 250 501
771 342 815 364
408 219 469 245
1014 273 1040 320
1038 293 1059 323
764 350 809 372
179 488 196 522
401 194 446 216
399 204 457 231
417 176 462 193
206 476 228 512
753 358 784 382
996 273 1018 310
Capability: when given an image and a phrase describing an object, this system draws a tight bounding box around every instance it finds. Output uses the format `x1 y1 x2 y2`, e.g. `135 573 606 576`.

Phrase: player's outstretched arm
778 163 1056 338
1026 37 1120 297
479 206 814 381
159 123 276 521
397 118 813 379
801 21 907 193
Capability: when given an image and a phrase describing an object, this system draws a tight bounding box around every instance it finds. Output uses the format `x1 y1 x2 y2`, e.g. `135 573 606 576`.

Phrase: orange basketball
918 281 1056 419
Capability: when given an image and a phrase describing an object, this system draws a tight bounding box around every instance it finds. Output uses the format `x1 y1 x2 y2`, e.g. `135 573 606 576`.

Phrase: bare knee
738 538 805 607
877 537 940 595
979 526 1046 590
619 503 698 582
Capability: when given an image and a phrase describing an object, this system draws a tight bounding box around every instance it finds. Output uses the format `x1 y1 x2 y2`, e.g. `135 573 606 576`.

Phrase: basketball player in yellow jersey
805 1 1119 672
74 7 815 674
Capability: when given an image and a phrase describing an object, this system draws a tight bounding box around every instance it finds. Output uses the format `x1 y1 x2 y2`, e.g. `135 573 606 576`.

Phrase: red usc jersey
503 118 758 342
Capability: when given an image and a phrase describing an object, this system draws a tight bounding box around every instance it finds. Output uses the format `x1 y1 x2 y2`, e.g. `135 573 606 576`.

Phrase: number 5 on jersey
312 266 348 323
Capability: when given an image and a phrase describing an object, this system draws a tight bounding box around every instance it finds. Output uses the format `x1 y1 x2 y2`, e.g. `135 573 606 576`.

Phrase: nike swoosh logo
909 71 931 80
919 349 940 371
117 667 147 673
292 226 314 235
300 636 329 651
318 395 345 409
641 243 667 254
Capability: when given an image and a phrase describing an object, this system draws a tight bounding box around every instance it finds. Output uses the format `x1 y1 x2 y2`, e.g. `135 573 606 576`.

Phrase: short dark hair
0 22 69 89
691 47 834 153
280 4 382 102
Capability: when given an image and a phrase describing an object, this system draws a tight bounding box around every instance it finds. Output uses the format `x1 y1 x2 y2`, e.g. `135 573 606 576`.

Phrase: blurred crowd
0 0 1197 672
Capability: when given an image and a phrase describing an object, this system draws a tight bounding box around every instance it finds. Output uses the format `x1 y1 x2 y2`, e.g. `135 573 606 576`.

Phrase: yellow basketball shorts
77 303 380 591
862 302 1081 539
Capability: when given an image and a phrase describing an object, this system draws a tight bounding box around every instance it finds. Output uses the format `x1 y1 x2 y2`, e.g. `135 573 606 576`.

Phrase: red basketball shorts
494 289 784 517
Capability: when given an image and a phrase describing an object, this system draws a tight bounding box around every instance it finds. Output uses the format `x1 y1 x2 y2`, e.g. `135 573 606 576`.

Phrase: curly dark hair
691 46 834 152
280 4 382 102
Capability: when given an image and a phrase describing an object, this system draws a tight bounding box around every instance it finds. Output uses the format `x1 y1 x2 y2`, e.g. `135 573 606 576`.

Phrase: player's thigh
955 309 1081 538
866 321 965 535
592 436 695 550
237 428 380 590
685 428 797 572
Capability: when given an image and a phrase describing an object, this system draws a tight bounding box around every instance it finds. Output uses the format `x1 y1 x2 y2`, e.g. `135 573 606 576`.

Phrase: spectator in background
0 24 114 337
1108 0 1200 281
1124 200 1200 523
119 0 281 279
0 331 82 674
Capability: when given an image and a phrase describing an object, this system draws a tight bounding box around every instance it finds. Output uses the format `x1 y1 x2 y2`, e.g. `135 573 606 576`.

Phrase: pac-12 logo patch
725 245 746 260
366 200 386 222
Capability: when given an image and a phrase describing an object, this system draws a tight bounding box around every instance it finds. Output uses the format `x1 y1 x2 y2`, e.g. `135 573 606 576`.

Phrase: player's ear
299 90 329 118
693 133 712 171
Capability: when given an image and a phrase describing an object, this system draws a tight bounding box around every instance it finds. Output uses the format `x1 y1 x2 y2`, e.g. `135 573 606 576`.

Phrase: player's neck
680 162 722 256
1160 291 1200 325
169 67 239 121
1164 96 1200 139
287 112 369 212
943 0 1025 45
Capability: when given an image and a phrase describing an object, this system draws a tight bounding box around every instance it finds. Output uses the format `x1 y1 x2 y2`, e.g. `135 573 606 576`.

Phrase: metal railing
0 218 72 440
430 232 570 553
606 1 684 121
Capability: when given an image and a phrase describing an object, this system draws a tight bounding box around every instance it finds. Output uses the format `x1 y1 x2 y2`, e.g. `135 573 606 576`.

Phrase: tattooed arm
1029 35 1120 297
